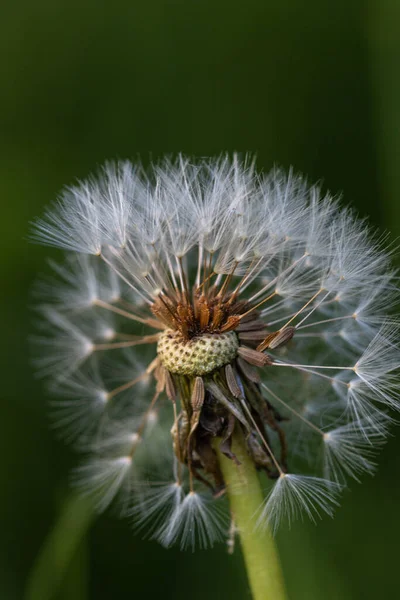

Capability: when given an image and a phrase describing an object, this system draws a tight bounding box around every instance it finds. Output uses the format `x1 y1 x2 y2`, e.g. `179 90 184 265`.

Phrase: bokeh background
2 2 400 598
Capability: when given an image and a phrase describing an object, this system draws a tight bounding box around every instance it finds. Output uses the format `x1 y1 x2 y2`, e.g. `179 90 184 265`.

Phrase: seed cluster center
157 329 239 376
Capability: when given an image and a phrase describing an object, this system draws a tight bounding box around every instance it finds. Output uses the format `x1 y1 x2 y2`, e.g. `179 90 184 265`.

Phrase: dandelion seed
322 421 387 483
31 155 400 550
256 474 342 534
160 491 227 550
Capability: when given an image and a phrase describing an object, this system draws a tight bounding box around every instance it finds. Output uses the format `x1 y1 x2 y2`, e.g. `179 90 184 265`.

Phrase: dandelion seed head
31 154 400 550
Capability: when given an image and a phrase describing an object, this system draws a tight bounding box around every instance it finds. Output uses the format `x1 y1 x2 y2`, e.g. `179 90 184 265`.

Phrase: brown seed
199 302 210 329
257 326 295 352
237 346 273 367
165 369 176 401
236 320 266 332
155 364 166 392
236 357 261 383
211 305 224 328
238 331 269 342
191 376 205 411
225 364 242 398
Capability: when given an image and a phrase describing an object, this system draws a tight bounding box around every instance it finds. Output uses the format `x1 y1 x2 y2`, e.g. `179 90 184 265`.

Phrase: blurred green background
2 1 400 598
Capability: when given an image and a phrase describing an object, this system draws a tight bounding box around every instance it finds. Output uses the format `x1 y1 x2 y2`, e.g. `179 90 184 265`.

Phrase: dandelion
32 156 400 599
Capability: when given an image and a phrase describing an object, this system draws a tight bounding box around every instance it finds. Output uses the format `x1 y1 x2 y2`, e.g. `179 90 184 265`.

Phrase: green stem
25 491 94 600
216 429 287 600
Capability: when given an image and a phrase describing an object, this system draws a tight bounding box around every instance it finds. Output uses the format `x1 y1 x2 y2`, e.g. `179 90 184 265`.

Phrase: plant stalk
25 491 94 600
216 428 287 600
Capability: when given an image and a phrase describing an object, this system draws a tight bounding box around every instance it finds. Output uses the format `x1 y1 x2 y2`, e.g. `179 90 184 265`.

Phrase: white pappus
31 155 400 550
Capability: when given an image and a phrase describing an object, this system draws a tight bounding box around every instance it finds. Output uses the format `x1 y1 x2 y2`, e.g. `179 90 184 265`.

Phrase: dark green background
2 2 400 598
